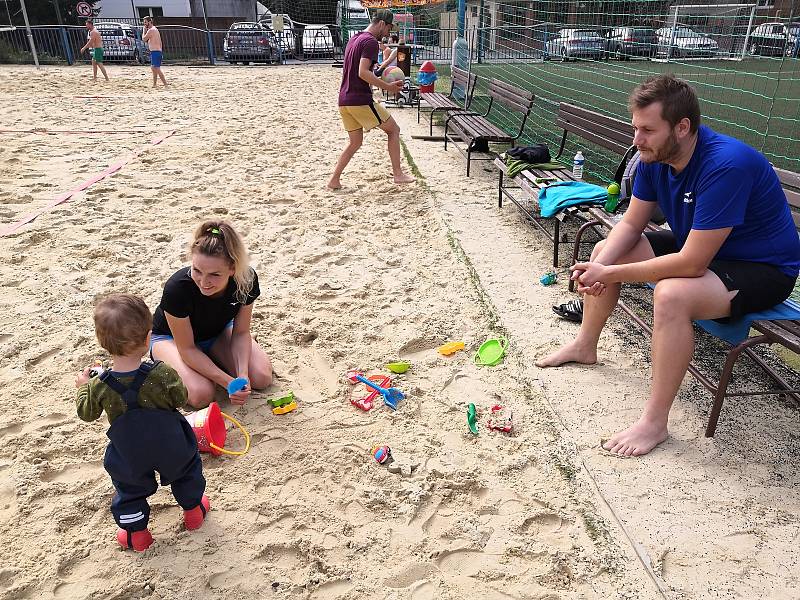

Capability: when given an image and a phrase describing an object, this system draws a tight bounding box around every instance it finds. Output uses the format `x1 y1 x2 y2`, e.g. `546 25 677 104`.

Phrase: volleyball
381 66 405 84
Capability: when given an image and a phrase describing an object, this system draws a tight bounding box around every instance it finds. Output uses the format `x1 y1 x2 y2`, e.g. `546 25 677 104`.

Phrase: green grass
427 57 799 177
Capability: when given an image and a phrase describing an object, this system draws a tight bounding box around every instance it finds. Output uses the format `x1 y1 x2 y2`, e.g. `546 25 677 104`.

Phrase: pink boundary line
0 129 148 134
0 130 176 238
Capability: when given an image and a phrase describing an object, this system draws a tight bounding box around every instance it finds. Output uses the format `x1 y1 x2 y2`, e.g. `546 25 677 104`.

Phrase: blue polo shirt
633 125 800 278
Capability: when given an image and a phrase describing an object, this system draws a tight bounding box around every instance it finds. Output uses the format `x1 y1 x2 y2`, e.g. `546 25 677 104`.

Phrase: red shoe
184 496 210 530
116 528 153 552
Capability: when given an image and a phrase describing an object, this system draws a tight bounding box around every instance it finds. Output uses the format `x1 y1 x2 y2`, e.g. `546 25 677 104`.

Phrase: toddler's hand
75 368 91 388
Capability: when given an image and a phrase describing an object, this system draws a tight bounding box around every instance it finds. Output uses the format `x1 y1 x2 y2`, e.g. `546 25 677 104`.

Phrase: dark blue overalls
100 361 205 533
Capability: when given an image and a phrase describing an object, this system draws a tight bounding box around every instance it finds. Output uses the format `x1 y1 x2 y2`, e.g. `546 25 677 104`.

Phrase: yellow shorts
338 103 390 132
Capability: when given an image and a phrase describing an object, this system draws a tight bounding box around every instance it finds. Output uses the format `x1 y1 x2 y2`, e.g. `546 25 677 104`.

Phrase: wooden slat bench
444 79 535 176
417 66 478 137
495 102 644 267
570 165 800 437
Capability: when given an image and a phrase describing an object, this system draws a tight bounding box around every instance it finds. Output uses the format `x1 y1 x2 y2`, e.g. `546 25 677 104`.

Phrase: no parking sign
76 2 92 18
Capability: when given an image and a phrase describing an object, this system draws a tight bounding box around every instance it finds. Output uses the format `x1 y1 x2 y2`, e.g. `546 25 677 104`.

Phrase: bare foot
535 340 596 368
393 173 415 185
601 418 668 457
326 179 342 191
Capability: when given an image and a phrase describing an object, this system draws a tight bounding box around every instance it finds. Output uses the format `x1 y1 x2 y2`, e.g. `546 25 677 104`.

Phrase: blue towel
696 298 800 345
537 181 607 218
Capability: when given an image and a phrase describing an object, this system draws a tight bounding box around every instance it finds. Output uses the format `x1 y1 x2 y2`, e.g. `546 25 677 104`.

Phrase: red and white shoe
116 528 154 552
184 496 211 530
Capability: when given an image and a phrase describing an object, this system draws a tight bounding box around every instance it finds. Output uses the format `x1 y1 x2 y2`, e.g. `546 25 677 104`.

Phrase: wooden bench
444 79 535 176
495 102 640 267
570 166 800 437
417 66 478 137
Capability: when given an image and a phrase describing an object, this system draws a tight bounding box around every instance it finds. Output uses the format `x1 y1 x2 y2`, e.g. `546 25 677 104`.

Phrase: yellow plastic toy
438 341 465 356
272 400 298 415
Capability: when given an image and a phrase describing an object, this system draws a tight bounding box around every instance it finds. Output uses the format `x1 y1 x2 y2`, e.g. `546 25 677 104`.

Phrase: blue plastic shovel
354 374 405 411
227 377 249 395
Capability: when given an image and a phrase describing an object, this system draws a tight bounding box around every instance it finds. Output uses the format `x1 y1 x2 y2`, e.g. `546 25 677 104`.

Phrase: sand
0 64 797 600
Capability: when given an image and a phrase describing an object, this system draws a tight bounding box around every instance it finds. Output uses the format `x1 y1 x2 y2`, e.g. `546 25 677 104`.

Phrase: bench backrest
556 102 633 158
489 78 535 114
450 66 478 106
776 167 800 230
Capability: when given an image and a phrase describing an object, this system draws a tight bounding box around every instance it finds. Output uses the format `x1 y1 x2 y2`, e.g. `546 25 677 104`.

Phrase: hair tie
207 227 221 236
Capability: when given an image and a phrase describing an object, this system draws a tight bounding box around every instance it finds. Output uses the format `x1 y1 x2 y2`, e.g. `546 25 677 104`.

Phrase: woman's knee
185 378 216 409
248 358 273 390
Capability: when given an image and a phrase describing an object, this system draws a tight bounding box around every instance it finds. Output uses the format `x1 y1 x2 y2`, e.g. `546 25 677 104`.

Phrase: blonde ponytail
189 220 254 304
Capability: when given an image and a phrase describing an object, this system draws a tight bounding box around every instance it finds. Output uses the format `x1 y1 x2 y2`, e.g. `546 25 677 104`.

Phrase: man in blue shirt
537 74 799 457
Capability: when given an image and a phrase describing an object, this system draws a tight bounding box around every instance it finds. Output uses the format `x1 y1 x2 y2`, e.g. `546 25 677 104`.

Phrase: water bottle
605 182 621 213
572 151 585 180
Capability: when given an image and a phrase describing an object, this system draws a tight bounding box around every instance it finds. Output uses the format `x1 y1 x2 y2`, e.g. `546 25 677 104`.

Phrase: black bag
507 143 551 164
613 144 667 225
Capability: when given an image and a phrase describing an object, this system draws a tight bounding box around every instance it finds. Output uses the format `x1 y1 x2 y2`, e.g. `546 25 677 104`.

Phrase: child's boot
116 528 154 552
184 495 211 530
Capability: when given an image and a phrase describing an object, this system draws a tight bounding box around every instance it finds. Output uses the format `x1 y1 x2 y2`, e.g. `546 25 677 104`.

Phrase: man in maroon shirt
327 9 415 190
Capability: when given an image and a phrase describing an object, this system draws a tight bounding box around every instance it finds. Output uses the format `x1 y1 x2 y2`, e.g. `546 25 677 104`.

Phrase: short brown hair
143 16 153 23
628 74 701 134
94 294 152 355
372 9 394 25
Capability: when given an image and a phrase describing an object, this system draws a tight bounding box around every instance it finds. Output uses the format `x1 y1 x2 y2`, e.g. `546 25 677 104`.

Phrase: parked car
302 24 335 58
259 12 297 57
748 21 800 56
223 22 280 64
604 26 657 59
94 22 149 64
545 29 605 61
655 26 718 58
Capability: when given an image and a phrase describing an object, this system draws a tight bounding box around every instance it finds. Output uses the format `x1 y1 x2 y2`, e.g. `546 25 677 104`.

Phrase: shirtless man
142 17 167 87
80 19 109 82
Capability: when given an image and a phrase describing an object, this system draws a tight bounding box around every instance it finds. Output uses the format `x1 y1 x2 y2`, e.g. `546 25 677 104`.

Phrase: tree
2 0 101 26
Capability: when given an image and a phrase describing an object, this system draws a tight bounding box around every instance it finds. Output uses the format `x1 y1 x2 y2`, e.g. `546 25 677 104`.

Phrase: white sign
76 2 92 17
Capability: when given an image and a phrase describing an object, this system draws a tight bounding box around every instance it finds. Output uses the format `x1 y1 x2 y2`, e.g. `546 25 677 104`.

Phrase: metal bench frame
417 66 478 137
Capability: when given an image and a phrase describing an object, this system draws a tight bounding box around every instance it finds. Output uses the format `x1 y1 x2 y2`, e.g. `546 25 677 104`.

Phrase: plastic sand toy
487 404 513 433
272 400 298 415
227 377 249 395
269 391 295 408
345 371 393 411
438 341 465 356
372 445 392 464
185 402 251 456
467 403 478 435
474 337 508 367
354 374 405 411
386 361 411 374
539 271 557 286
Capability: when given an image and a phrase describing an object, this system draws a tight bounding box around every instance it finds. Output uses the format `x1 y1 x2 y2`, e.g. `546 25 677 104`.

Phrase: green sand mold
269 391 295 408
474 337 508 367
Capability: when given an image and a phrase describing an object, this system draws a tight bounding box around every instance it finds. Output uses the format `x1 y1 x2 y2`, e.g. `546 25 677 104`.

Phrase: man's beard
638 131 680 163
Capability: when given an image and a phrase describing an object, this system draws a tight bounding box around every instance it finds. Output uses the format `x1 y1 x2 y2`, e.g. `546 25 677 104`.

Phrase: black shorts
644 230 797 320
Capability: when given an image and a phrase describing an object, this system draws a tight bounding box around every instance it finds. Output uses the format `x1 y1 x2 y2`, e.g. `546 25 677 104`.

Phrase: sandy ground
0 64 796 600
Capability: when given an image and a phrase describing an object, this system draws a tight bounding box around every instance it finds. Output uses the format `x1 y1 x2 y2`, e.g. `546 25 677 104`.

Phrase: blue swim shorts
150 50 163 68
149 320 234 357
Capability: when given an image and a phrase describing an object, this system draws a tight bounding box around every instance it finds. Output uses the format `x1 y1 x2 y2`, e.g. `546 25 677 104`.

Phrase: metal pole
199 0 210 31
741 3 756 60
51 0 63 25
19 0 39 69
131 0 137 19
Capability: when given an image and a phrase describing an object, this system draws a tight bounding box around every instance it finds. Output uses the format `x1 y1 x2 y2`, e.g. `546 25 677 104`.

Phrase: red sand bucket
184 401 250 456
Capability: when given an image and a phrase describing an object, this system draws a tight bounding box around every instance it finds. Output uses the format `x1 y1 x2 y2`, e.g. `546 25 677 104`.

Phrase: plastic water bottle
573 151 585 180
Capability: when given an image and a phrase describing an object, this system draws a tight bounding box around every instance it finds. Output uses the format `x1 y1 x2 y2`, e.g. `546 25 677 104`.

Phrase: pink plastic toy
487 405 513 433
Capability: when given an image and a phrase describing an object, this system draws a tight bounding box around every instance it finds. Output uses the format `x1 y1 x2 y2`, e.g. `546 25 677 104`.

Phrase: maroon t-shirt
338 31 379 106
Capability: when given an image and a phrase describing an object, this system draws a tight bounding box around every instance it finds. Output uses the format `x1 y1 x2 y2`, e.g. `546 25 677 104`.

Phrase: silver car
656 26 718 58
545 29 605 61
302 24 335 58
94 22 150 64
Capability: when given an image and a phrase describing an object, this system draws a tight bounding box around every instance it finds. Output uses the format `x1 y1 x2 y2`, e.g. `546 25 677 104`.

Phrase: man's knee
653 279 692 321
590 239 607 260
383 119 400 136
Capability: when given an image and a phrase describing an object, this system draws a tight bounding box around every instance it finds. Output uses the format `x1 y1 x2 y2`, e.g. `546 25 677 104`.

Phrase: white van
337 0 370 32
